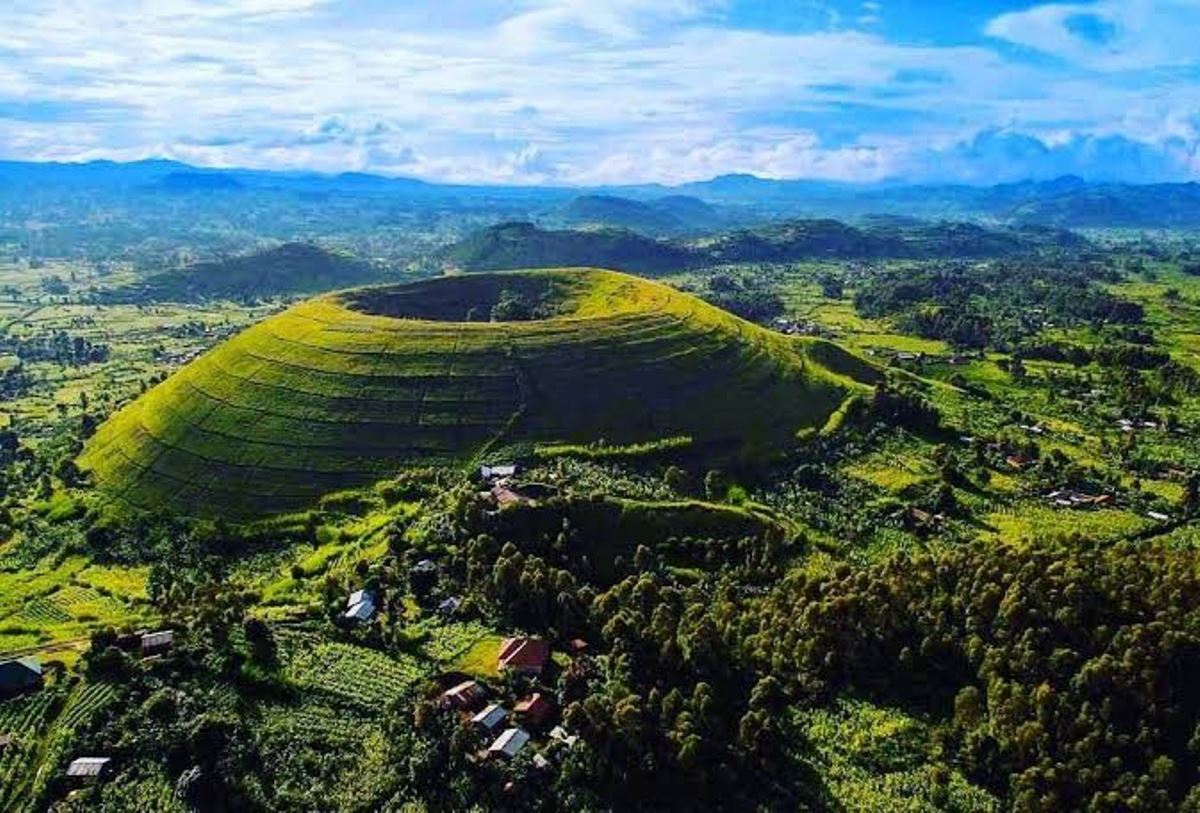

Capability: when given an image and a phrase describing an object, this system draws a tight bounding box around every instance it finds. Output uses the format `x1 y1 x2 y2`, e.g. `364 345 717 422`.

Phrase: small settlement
479 462 539 509
435 634 587 771
0 631 175 788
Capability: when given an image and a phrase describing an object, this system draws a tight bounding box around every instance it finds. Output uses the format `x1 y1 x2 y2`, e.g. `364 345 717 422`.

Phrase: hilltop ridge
80 268 876 517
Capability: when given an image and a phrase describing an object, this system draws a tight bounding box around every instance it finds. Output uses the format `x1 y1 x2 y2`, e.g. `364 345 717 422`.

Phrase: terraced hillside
79 269 875 518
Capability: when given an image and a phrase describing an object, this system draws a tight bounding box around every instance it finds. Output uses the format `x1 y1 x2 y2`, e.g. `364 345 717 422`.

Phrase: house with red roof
514 692 554 728
497 637 549 675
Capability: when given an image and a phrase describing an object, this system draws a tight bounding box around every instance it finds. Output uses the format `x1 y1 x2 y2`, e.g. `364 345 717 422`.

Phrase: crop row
0 690 59 735
283 639 428 712
58 681 118 730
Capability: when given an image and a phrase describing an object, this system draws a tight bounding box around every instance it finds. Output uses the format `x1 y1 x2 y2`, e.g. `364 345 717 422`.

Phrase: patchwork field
80 268 875 517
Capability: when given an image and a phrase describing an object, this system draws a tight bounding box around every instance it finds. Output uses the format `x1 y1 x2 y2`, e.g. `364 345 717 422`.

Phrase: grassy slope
112 243 387 303
79 268 874 518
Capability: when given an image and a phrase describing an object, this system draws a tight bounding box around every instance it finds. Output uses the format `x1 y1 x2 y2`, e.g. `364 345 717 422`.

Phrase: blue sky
0 0 1197 185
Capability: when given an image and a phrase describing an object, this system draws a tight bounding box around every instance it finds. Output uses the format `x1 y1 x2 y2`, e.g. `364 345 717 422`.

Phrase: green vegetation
106 243 395 304
445 222 694 275
558 194 721 235
79 268 871 517
448 219 1088 275
10 186 1200 812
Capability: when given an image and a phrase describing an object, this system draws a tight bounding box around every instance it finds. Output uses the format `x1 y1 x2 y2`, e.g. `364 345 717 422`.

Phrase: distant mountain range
0 159 1199 230
447 219 1087 275
556 194 725 235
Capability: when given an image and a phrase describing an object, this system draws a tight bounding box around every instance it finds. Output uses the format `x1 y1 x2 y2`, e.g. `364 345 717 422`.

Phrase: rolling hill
559 194 723 234
448 219 1087 274
79 268 876 518
444 222 694 275
108 243 391 303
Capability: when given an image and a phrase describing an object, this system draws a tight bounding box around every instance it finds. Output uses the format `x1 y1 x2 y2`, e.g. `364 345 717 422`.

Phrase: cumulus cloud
0 0 1195 183
903 129 1200 184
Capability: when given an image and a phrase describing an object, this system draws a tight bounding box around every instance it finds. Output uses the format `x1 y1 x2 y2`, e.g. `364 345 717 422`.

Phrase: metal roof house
549 726 579 748
344 589 377 622
140 629 175 656
471 703 509 734
66 757 112 781
0 657 43 697
488 727 531 759
480 463 517 481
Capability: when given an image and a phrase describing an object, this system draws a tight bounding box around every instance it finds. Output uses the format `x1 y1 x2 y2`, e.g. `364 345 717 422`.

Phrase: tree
243 617 277 667
1182 473 1200 517
703 470 726 502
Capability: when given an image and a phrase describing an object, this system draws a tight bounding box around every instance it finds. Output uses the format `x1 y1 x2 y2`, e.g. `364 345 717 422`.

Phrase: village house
442 679 487 712
905 507 945 530
1148 511 1171 522
1046 490 1114 510
0 657 43 698
438 596 461 618
566 638 589 657
1005 454 1034 471
140 629 175 657
66 757 113 782
344 588 377 622
472 703 509 735
490 483 531 508
549 725 579 748
480 463 517 482
514 693 554 728
498 637 550 676
488 727 531 760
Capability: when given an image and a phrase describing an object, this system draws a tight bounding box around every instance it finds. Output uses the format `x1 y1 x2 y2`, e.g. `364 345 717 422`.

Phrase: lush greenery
8 186 1200 812
78 269 870 517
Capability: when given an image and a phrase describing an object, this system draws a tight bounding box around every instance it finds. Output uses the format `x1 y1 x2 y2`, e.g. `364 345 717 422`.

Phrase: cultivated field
80 268 875 517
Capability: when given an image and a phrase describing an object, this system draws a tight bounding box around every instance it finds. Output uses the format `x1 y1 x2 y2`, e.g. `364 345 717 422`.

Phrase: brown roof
491 485 527 507
498 637 549 672
514 692 553 725
1006 454 1033 470
515 692 551 713
442 679 486 709
909 507 933 524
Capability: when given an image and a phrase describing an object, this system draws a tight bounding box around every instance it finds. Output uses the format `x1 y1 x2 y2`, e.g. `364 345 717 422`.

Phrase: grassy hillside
450 219 1087 274
78 268 874 518
109 242 389 303
559 194 722 234
444 222 695 274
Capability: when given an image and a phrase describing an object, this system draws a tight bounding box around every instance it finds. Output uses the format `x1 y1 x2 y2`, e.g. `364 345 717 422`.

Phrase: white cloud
985 0 1200 71
0 0 1195 183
